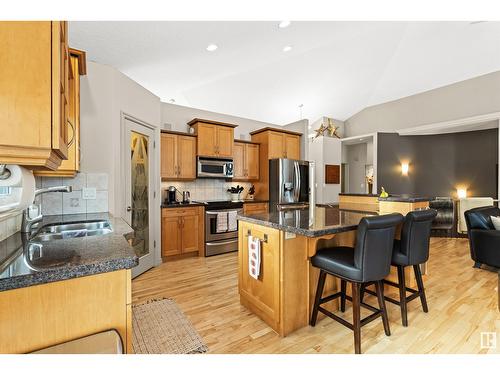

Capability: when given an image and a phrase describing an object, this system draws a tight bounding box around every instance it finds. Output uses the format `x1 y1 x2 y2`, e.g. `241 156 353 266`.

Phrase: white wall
80 61 161 215
308 136 342 203
161 102 281 140
345 70 500 137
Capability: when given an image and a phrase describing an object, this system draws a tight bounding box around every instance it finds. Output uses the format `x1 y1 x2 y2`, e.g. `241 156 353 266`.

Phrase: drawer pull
246 229 268 243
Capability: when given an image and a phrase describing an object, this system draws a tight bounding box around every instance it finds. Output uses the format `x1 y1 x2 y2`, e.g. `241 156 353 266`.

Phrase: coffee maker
166 186 178 205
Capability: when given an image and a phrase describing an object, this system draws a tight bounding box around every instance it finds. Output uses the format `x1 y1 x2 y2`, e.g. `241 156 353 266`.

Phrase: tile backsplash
0 214 22 242
36 172 109 215
161 179 252 202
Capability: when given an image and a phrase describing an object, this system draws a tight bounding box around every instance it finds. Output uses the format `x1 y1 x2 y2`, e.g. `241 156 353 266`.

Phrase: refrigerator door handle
294 161 301 202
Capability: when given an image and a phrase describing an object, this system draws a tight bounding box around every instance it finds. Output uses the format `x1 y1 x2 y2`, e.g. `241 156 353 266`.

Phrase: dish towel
216 212 228 233
248 235 261 280
227 210 238 231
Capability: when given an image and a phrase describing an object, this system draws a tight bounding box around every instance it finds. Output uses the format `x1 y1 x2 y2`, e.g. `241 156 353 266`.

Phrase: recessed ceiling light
283 45 292 52
206 44 218 52
279 20 291 29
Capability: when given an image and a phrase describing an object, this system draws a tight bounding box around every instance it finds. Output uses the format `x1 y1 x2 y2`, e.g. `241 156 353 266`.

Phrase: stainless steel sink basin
31 220 113 242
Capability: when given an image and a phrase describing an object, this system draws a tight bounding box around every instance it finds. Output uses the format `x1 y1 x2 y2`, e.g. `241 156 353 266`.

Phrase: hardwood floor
132 238 499 353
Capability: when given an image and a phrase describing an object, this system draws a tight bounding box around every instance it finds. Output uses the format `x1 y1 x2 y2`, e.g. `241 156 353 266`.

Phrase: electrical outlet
82 187 97 200
285 232 296 240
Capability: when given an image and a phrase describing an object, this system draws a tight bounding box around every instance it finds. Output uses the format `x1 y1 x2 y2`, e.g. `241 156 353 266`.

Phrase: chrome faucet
21 185 73 233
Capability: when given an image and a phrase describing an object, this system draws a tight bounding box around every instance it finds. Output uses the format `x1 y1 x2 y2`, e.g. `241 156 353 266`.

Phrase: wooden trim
69 48 87 75
160 129 197 137
0 145 62 170
187 118 238 128
249 127 303 136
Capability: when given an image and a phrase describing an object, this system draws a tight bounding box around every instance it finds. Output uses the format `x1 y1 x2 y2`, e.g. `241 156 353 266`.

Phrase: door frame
120 112 161 276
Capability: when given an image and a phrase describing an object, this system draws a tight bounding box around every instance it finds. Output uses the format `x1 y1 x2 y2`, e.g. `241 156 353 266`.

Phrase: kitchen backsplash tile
39 172 109 215
161 179 252 202
0 213 21 242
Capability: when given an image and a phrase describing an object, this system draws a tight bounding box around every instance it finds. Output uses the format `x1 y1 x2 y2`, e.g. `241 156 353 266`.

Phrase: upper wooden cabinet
160 131 197 180
188 119 237 158
233 140 260 181
250 127 302 200
0 21 72 170
36 49 87 177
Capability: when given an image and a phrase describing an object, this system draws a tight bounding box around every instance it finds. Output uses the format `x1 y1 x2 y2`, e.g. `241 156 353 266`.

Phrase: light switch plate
82 187 97 200
285 232 296 240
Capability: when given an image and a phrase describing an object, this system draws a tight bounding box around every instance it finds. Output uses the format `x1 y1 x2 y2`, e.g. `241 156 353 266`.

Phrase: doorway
122 115 157 277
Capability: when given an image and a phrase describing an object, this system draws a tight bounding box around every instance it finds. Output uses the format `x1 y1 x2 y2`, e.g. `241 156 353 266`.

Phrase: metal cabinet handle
67 120 75 148
246 229 268 243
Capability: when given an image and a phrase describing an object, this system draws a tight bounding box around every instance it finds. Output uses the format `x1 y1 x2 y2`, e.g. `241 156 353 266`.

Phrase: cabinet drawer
162 207 199 218
243 203 268 214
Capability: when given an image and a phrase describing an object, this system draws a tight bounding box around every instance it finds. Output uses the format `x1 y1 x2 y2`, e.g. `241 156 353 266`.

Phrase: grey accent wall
345 71 500 137
377 129 498 198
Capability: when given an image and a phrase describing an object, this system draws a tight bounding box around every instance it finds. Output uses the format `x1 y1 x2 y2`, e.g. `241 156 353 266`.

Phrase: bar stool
310 213 403 354
362 209 437 327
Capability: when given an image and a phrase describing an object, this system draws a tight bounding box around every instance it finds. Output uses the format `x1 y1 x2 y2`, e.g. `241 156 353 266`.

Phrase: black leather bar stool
362 209 437 327
310 213 403 354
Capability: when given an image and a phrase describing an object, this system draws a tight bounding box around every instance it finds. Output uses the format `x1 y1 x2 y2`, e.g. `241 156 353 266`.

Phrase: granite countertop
0 213 138 292
378 195 432 203
237 206 377 237
161 202 206 208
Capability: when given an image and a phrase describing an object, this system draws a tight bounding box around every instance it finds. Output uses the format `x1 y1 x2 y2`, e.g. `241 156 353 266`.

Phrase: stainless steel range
201 200 243 256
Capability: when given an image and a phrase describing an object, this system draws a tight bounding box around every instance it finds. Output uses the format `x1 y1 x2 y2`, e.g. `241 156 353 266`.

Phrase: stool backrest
354 213 404 282
400 209 437 265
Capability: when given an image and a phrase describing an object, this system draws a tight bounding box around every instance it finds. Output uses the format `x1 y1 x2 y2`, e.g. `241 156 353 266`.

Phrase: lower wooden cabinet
161 206 204 258
243 202 269 215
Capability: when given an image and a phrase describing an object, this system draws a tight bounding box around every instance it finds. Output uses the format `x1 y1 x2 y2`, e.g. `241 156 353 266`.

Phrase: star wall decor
314 118 341 140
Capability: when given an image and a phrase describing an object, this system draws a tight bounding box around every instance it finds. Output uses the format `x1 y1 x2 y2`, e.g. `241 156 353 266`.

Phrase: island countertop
0 213 138 292
237 206 377 237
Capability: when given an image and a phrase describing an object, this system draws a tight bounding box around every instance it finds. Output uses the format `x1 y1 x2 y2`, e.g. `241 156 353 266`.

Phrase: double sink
30 220 113 242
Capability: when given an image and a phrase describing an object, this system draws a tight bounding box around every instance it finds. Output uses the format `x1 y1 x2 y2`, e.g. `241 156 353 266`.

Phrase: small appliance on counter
182 191 191 204
165 186 179 205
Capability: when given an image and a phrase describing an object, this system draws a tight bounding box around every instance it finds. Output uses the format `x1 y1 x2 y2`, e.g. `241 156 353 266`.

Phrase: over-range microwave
197 157 234 178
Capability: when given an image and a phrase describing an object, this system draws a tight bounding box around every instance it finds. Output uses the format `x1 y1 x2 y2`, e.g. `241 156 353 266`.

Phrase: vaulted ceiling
69 21 500 125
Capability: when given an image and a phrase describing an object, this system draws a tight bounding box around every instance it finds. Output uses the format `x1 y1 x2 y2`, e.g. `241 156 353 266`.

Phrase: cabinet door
196 123 217 157
243 202 268 215
238 222 280 324
267 132 285 159
233 142 245 179
51 21 69 160
0 22 52 162
177 136 196 179
181 214 199 254
162 216 182 257
284 134 300 159
216 126 234 157
245 143 260 180
161 133 177 179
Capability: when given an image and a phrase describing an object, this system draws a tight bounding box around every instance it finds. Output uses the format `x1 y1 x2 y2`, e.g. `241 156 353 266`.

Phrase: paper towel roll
0 165 36 215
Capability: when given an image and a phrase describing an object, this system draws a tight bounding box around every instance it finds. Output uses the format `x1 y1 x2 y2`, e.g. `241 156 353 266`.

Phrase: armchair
464 206 500 268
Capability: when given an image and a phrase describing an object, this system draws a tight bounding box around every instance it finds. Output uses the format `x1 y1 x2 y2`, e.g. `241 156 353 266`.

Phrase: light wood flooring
132 238 500 353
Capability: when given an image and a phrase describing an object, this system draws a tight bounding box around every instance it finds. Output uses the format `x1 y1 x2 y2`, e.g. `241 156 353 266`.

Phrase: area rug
132 298 208 354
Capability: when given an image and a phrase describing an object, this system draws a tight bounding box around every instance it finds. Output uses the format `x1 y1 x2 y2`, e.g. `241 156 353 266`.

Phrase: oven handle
206 209 242 216
206 239 238 246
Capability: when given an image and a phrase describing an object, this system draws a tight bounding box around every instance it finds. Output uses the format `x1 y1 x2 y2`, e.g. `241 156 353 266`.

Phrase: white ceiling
69 21 500 125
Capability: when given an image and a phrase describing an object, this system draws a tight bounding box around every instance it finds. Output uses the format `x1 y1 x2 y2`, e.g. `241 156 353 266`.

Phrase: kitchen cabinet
250 128 302 200
160 131 196 180
0 21 71 170
188 118 237 158
35 49 87 177
161 206 204 258
233 140 260 181
243 202 268 215
238 221 281 329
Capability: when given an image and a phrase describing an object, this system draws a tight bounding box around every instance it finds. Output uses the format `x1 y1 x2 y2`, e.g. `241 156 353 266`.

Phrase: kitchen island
237 200 430 337
0 213 138 353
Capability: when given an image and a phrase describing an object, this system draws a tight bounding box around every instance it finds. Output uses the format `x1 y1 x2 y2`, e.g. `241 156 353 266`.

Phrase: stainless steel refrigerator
269 158 310 210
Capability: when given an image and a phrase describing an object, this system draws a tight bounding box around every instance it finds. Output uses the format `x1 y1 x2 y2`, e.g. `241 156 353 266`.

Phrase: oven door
205 208 242 242
197 157 233 178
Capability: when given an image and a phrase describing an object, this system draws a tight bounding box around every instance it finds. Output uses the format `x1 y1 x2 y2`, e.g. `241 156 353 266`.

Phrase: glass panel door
124 117 155 277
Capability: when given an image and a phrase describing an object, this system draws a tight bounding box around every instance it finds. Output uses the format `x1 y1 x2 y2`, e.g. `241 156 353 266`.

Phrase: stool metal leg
397 265 408 327
352 282 361 354
310 270 327 326
413 264 428 313
375 280 391 336
340 279 347 312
